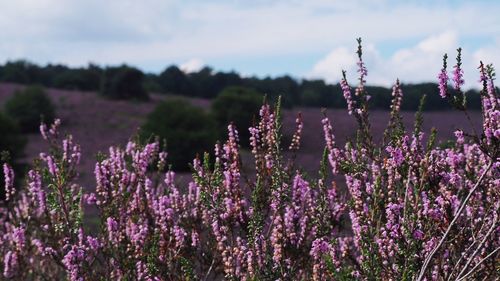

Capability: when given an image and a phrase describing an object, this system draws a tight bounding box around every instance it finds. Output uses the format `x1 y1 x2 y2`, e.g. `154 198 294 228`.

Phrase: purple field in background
0 82 482 188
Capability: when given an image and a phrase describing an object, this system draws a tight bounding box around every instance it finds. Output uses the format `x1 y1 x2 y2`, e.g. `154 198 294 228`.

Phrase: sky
0 0 499 87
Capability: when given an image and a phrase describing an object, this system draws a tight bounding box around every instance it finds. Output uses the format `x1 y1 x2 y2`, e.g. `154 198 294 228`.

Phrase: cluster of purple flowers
0 43 498 280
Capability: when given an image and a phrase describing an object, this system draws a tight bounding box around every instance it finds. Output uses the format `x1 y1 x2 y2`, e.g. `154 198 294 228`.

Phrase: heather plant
0 40 498 280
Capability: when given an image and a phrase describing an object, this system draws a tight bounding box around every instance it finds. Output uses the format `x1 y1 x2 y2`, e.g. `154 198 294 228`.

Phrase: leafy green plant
140 99 217 171
5 85 55 133
0 112 25 200
100 65 149 100
212 86 263 146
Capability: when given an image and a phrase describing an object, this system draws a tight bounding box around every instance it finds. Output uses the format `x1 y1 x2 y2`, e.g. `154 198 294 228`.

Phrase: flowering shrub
1 40 498 280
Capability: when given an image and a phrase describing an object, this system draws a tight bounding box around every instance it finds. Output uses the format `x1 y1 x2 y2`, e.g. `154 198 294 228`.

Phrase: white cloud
180 58 204 73
473 38 500 69
309 44 382 83
0 0 498 83
309 31 499 88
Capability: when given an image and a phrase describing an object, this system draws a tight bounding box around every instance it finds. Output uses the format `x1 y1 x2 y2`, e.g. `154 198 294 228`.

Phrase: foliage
158 66 191 95
0 40 498 280
0 59 486 111
52 64 102 91
0 113 24 160
212 86 264 146
0 112 26 200
100 65 149 100
140 99 217 171
4 86 55 133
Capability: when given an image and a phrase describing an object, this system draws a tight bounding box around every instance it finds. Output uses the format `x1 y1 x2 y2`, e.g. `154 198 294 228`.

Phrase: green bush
0 112 25 200
212 86 263 146
5 86 55 133
100 66 149 100
140 99 216 171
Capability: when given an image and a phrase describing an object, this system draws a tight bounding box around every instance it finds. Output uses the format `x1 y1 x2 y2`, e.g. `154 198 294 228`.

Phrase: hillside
0 83 482 190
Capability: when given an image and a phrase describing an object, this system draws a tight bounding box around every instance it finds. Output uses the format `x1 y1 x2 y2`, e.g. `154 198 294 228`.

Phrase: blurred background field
0 0 496 201
0 81 482 193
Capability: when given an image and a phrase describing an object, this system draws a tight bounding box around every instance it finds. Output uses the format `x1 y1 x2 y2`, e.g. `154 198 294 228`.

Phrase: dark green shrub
158 66 192 95
140 99 216 171
0 60 40 84
212 86 263 146
5 86 55 133
100 66 149 100
0 112 25 200
53 65 102 91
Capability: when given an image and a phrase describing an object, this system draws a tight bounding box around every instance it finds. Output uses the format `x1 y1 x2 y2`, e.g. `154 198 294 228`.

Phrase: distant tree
299 79 343 108
212 86 263 146
54 70 88 90
210 71 242 97
188 67 215 98
158 66 191 95
242 75 299 108
0 112 25 161
53 64 102 91
365 86 392 109
140 99 217 171
37 64 70 87
0 60 40 84
5 86 55 133
0 59 486 111
100 65 149 100
51 64 103 91
143 73 163 93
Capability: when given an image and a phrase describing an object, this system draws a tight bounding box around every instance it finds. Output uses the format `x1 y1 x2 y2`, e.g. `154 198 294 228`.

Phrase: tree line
0 59 485 110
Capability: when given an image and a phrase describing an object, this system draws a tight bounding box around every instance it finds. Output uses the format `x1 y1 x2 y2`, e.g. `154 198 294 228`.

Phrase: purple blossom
340 76 355 115
28 170 46 216
106 217 119 243
62 245 85 281
12 226 26 251
3 163 14 201
413 229 424 240
391 79 403 112
438 54 449 98
0 46 498 280
3 251 17 278
453 64 464 92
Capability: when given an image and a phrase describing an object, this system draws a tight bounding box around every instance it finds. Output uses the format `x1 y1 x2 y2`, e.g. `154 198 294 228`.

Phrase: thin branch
456 212 499 280
448 205 494 280
416 159 494 281
204 257 216 281
456 246 500 281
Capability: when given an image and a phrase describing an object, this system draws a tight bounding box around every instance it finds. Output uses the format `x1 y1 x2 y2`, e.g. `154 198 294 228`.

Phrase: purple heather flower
438 54 449 98
12 226 26 251
86 236 101 252
391 79 403 112
340 77 355 115
172 225 186 249
454 130 465 145
62 245 85 281
310 238 332 260
106 217 119 243
40 123 48 140
3 163 14 201
357 60 368 80
3 251 18 278
413 229 424 240
453 64 464 92
28 170 46 216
